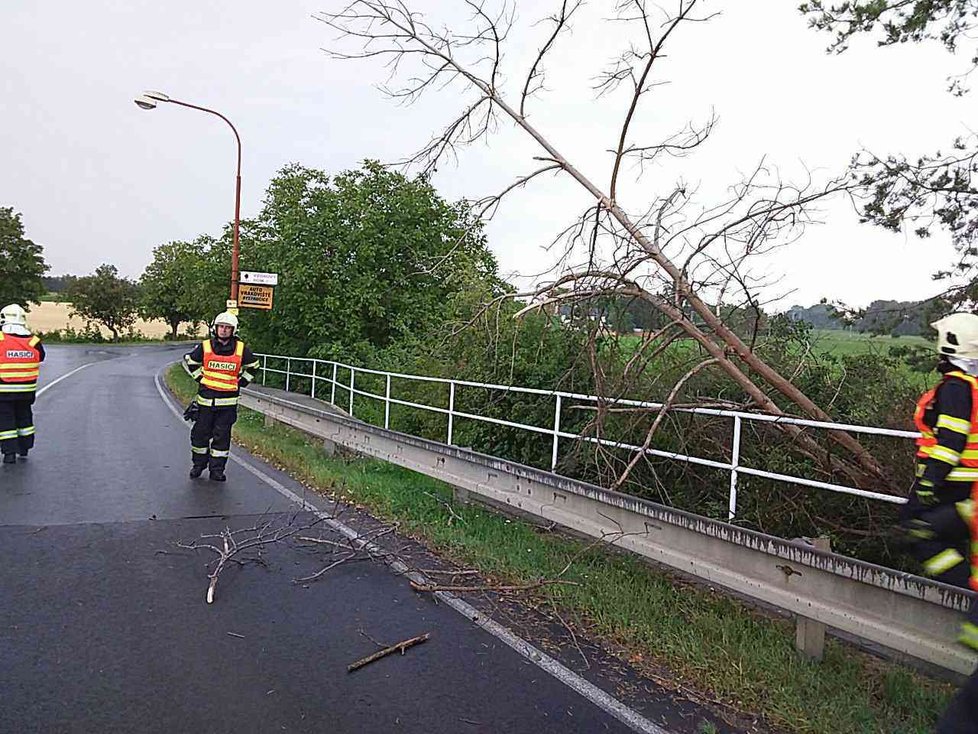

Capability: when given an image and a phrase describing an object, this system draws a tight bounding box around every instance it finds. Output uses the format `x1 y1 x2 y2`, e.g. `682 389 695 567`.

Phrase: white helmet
0 304 27 328
211 311 239 336
931 312 978 359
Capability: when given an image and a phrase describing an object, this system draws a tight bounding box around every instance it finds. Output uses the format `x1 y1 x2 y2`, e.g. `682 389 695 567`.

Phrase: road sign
238 284 274 310
226 299 238 309
240 271 279 286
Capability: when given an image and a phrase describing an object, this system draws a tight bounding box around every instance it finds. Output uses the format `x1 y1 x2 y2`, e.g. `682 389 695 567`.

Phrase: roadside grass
166 364 954 734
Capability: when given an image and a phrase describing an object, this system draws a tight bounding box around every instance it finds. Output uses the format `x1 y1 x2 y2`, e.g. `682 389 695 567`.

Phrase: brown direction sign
238 284 274 310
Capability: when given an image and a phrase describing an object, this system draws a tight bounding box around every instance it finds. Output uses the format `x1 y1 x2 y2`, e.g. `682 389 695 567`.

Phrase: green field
808 329 931 356
617 328 932 359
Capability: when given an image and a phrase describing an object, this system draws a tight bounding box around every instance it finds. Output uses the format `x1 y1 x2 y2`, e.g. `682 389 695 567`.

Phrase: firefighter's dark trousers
190 405 237 472
902 492 972 588
0 398 35 457
937 605 978 734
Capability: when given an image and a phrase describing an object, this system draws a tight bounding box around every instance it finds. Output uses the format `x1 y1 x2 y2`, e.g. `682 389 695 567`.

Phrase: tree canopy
238 161 506 360
67 264 139 340
139 239 227 338
0 207 48 307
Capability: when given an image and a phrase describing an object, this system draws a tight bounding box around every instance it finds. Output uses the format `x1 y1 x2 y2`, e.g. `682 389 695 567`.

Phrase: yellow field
26 301 176 339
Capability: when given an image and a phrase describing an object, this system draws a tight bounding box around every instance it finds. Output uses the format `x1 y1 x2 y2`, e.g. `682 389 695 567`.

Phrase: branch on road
295 523 400 583
347 632 431 672
175 508 325 604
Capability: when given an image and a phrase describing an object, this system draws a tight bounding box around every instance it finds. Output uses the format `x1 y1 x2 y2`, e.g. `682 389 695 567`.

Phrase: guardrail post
311 360 317 400
447 381 456 445
384 374 391 429
285 358 291 392
551 394 562 472
728 415 742 520
795 537 831 661
349 368 355 416
261 355 267 386
331 362 337 405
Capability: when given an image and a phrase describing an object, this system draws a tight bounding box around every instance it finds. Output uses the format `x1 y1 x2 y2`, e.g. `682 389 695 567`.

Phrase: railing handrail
257 353 915 437
255 351 914 516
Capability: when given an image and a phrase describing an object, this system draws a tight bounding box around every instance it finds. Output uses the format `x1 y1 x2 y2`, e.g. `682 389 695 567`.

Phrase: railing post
447 381 456 445
551 394 562 472
285 358 291 392
349 367 355 416
331 362 337 405
261 355 267 385
384 373 391 429
311 360 317 399
728 415 742 520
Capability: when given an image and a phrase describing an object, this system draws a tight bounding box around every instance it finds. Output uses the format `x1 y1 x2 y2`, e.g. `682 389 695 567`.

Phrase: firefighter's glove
183 401 200 423
911 479 938 507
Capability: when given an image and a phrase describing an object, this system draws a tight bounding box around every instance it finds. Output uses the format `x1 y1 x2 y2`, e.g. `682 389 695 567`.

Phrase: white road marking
153 365 671 734
37 362 94 398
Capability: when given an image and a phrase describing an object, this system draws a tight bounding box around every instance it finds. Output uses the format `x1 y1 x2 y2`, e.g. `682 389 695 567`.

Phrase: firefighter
182 312 258 481
0 304 45 465
904 312 978 732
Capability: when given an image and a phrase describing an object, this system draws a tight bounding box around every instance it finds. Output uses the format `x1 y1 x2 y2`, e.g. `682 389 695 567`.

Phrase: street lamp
134 90 243 307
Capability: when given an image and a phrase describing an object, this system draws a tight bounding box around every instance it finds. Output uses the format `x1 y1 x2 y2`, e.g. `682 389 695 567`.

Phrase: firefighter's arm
239 346 259 387
183 344 204 382
35 342 45 362
918 379 973 501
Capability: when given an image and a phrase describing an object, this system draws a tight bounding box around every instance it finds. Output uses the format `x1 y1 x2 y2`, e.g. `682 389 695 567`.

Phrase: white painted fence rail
257 352 914 519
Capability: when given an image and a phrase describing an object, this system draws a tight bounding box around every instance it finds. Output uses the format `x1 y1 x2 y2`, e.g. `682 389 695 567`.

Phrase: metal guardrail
241 385 978 676
256 352 914 519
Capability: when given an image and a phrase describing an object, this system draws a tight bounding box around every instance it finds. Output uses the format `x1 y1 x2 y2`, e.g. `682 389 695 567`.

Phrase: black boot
18 449 28 459
3 453 16 464
189 464 205 479
209 468 226 482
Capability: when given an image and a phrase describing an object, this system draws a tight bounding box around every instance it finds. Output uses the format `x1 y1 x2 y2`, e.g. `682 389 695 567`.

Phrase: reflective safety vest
0 333 42 393
915 371 978 482
200 339 244 393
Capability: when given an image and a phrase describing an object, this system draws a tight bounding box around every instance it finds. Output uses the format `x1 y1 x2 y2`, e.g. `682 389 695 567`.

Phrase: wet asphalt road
0 345 645 734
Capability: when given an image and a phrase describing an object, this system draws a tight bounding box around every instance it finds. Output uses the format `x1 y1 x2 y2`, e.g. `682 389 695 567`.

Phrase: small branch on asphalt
176 509 324 604
347 632 431 672
295 524 400 583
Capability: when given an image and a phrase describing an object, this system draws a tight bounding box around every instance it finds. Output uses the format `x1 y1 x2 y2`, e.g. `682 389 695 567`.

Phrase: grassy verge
166 364 954 734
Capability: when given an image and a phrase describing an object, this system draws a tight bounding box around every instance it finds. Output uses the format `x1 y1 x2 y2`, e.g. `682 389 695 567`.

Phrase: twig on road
347 633 431 672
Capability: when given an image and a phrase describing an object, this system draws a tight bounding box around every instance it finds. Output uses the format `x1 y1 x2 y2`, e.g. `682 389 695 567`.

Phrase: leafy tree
0 207 48 307
139 240 212 338
66 264 139 340
240 161 506 360
801 2 978 304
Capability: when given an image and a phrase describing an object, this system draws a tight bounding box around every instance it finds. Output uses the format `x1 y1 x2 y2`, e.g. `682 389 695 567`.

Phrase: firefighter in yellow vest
0 304 45 465
182 312 259 481
905 313 978 732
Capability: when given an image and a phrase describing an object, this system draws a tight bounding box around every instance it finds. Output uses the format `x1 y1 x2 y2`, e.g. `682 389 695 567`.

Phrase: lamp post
134 91 242 308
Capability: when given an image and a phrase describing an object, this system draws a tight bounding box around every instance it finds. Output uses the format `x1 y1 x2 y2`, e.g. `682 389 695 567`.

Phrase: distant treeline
42 275 77 293
785 300 934 337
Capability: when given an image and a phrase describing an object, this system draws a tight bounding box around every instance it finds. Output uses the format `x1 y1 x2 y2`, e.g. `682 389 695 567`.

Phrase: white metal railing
256 353 915 518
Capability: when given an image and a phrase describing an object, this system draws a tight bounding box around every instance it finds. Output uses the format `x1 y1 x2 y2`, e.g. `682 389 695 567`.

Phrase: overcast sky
0 1 971 309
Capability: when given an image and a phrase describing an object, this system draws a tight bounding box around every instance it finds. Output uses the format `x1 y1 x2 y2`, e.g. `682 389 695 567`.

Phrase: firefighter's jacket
183 337 258 407
0 332 45 401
